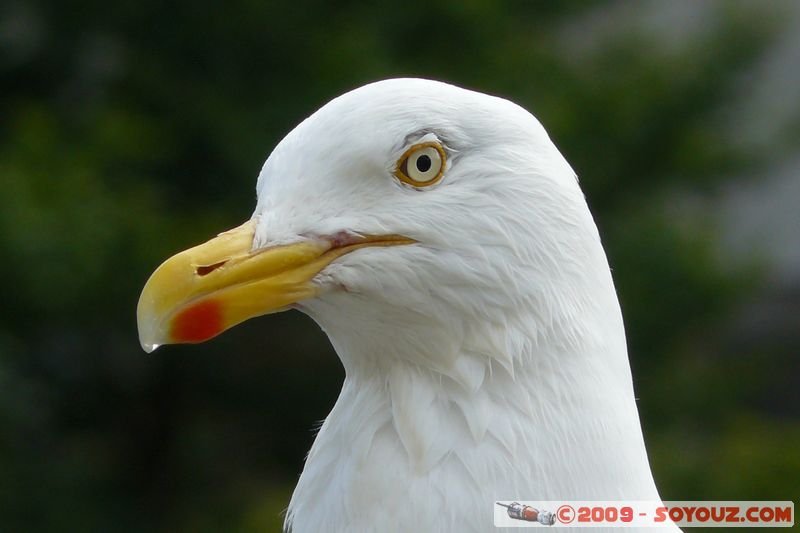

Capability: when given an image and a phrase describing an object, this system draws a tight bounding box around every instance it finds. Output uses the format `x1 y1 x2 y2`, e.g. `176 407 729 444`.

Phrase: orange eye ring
394 142 446 187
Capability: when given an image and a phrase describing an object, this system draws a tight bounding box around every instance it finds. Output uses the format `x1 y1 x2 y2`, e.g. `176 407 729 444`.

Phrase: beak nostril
196 260 227 276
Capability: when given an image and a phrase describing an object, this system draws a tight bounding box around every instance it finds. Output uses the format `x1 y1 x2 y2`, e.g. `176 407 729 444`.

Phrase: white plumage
138 77 678 532
244 79 676 532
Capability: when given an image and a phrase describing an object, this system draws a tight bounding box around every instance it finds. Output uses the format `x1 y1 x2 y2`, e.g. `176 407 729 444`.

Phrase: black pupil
415 154 432 173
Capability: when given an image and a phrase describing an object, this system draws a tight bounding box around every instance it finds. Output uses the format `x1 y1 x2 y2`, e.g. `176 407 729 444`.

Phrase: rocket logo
496 502 556 525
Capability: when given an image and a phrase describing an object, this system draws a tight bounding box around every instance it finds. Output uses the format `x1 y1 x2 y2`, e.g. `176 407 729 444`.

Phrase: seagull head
136 80 671 530
138 78 607 382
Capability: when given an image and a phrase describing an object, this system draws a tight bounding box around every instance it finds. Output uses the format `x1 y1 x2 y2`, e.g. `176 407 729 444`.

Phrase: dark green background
1 1 798 531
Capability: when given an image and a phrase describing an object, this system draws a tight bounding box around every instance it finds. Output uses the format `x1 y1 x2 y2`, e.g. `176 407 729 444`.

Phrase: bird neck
292 328 663 506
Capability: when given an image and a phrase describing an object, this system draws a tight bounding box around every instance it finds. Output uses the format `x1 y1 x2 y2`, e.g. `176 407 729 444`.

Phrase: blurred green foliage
1 1 798 531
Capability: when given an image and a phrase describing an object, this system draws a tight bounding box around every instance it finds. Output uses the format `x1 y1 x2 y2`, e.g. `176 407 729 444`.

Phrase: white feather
250 79 678 532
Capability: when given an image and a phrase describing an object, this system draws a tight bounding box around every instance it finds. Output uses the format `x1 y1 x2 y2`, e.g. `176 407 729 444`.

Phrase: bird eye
395 142 446 187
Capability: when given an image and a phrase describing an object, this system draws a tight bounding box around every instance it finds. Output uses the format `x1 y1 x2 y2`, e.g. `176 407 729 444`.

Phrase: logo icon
496 502 556 525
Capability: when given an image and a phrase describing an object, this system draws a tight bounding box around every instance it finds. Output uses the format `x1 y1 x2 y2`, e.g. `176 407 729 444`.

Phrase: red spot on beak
170 299 223 344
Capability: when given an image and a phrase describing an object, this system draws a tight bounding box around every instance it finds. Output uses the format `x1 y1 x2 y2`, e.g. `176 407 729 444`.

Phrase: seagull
137 78 678 532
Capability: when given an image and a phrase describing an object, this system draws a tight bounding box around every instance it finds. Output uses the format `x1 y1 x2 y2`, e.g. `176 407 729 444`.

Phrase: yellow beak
136 219 413 353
